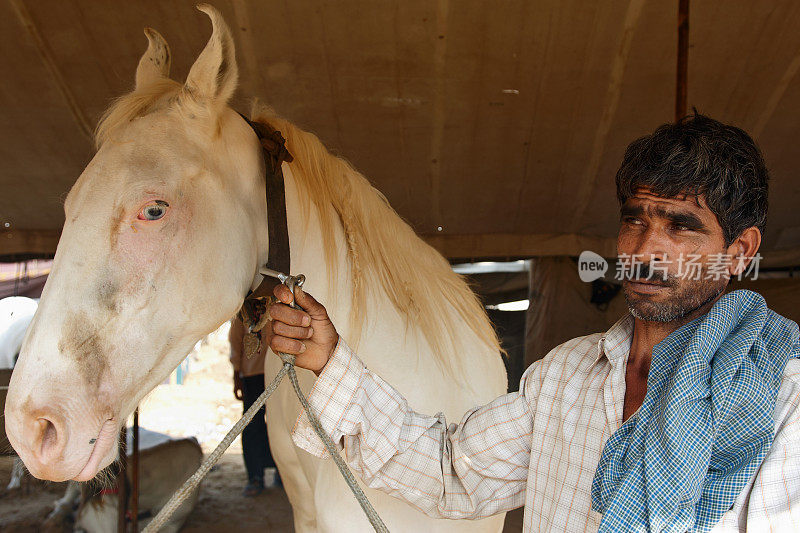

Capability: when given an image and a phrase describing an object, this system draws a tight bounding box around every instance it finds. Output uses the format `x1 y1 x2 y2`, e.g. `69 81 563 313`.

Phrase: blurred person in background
230 317 281 496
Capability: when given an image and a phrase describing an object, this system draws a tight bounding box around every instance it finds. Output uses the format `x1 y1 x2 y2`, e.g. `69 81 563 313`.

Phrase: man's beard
622 262 728 323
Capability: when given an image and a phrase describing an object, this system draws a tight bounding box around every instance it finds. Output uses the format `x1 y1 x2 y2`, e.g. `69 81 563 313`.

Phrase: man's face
617 188 730 323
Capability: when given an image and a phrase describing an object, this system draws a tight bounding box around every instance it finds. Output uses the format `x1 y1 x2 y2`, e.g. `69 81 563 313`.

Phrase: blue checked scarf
591 289 800 532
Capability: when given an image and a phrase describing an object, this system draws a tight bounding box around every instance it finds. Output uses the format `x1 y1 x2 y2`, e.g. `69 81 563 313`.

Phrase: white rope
143 347 389 533
142 364 289 533
283 354 389 532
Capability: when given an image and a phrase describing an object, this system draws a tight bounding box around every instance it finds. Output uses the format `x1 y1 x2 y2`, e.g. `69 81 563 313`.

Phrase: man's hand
268 285 339 376
233 372 243 400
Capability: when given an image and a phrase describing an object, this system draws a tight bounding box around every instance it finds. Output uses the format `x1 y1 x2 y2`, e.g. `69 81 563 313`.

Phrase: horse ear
135 28 171 90
184 4 238 105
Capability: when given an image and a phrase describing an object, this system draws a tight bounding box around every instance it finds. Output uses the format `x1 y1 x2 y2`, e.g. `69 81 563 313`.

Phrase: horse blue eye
138 200 169 221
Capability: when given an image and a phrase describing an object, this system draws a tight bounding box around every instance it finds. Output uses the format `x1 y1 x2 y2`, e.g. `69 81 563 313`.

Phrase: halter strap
238 114 294 333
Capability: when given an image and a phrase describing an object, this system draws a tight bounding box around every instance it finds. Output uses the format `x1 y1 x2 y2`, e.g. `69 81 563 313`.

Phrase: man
229 317 280 496
267 114 800 531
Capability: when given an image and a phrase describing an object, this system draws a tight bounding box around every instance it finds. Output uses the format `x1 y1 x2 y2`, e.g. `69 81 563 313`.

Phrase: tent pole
676 0 690 121
117 425 128 533
132 408 140 532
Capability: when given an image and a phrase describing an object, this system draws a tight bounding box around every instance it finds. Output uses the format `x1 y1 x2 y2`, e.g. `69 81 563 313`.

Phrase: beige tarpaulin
1 1 800 266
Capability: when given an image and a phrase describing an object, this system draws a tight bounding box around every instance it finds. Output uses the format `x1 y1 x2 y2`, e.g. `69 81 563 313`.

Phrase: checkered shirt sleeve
736 363 800 530
292 338 536 519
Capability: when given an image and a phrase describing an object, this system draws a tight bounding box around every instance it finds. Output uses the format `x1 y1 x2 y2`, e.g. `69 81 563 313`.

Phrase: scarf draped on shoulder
591 289 800 532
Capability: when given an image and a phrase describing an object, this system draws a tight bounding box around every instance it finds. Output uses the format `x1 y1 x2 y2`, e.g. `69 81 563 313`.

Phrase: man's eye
673 224 690 231
137 200 169 221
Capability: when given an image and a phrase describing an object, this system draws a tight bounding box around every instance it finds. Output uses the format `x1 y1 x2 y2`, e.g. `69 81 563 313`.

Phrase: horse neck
275 164 413 357
274 164 507 411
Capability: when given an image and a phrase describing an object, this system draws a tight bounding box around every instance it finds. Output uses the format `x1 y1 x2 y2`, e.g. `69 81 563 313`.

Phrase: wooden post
131 408 140 532
117 425 128 533
676 0 690 121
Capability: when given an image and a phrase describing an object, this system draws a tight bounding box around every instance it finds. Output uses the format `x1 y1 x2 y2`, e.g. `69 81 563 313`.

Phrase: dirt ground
1 323 522 531
0 454 70 532
0 454 294 533
180 455 293 532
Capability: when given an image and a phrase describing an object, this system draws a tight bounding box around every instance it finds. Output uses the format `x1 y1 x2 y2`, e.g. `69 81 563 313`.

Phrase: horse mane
95 84 503 373
251 106 503 371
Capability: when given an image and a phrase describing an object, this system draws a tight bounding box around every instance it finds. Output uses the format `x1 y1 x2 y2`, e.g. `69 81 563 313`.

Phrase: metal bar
132 408 140 532
117 425 128 533
676 0 690 121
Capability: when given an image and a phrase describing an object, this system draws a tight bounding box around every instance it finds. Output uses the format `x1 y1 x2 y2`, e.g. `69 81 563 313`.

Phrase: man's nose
631 227 670 263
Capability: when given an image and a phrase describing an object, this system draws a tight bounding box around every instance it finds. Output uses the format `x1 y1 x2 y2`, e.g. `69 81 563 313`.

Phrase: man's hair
615 111 769 245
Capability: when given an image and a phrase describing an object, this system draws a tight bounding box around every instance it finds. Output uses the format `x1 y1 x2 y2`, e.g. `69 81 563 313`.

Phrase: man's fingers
271 285 329 321
295 288 327 319
272 321 313 339
270 335 306 355
269 302 311 327
273 284 294 304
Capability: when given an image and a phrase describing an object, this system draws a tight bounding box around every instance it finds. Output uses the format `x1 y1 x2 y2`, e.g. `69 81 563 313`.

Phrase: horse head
5 5 265 482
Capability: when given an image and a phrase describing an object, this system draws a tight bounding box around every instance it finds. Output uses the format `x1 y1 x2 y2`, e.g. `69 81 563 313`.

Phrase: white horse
5 6 507 531
0 296 38 369
1 296 38 490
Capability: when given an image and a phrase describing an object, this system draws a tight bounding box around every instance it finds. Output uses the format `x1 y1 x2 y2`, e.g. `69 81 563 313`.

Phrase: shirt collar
593 313 634 365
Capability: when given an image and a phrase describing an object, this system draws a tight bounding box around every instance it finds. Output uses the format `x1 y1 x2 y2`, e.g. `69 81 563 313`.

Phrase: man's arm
269 285 538 520
740 368 800 530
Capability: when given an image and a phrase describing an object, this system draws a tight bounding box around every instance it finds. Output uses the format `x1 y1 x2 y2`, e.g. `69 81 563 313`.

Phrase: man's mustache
618 262 677 287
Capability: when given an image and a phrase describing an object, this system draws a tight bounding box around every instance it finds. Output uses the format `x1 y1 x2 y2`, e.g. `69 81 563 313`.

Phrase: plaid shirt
292 314 800 532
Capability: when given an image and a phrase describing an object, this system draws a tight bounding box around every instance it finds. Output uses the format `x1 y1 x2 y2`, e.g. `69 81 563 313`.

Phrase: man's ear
727 226 762 277
135 28 171 90
183 4 238 106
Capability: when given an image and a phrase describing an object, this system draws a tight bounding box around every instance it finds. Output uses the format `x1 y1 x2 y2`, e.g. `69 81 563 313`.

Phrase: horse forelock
94 79 182 149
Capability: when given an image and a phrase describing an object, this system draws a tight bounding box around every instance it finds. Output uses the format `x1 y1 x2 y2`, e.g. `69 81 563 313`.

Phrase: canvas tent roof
2 1 799 265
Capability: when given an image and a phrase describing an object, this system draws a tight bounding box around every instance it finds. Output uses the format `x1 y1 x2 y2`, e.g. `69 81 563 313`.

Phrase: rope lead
143 277 389 533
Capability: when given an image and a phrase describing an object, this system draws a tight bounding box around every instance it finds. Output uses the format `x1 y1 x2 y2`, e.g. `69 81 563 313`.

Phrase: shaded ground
182 455 293 532
0 455 70 532
0 454 295 533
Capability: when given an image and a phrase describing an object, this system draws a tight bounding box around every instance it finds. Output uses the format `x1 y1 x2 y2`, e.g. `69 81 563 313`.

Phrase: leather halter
237 114 294 339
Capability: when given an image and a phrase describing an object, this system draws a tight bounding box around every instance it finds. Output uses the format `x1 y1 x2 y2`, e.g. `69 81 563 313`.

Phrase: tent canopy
2 1 800 265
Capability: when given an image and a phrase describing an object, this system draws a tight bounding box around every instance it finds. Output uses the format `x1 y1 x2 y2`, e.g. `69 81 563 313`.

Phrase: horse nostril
36 417 63 462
